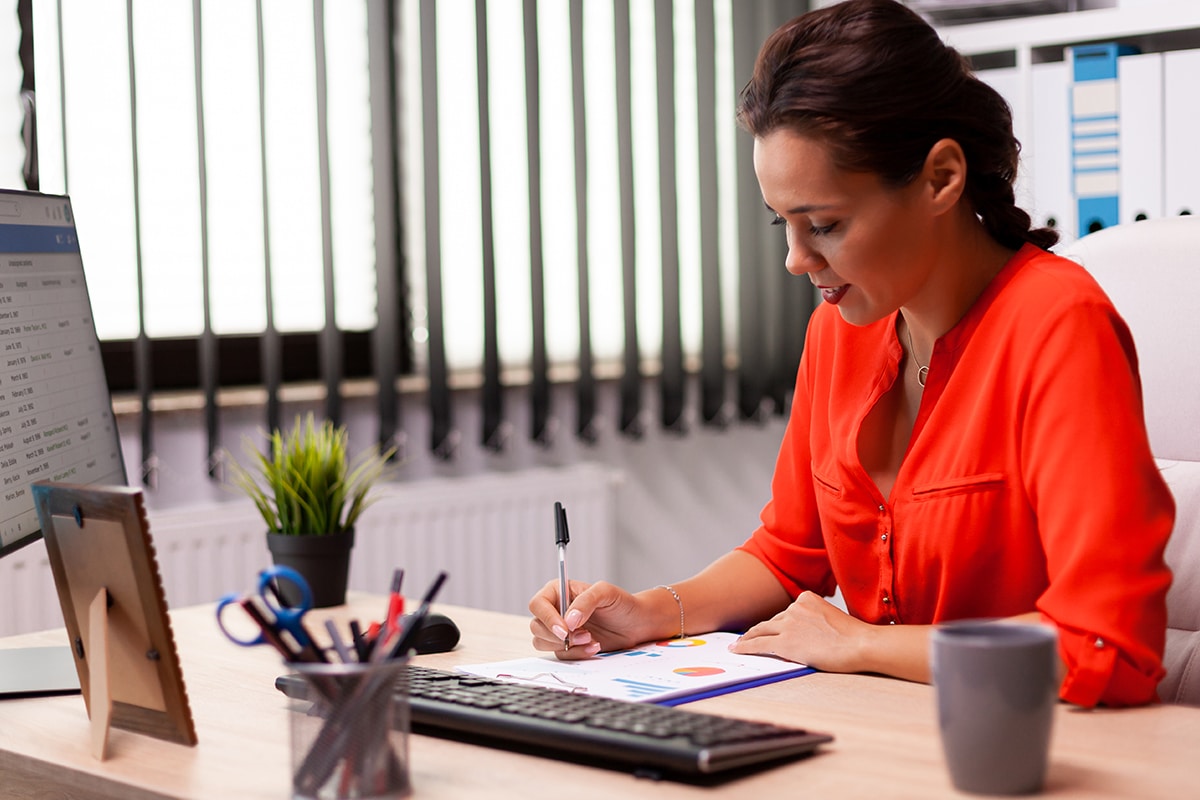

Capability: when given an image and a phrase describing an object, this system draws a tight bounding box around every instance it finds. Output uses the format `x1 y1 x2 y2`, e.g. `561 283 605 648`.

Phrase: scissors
216 566 325 662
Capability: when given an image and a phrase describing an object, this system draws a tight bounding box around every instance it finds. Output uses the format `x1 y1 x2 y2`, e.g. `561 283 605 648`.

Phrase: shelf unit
942 2 1200 59
936 0 1200 241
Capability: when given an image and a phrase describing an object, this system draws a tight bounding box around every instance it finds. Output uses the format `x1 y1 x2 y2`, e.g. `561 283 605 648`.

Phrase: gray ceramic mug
931 621 1058 795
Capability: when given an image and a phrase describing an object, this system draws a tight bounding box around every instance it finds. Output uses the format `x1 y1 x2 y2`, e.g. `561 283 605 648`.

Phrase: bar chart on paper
458 632 815 705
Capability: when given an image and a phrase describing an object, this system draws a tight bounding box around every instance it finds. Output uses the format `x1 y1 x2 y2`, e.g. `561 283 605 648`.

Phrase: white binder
1164 48 1200 218
1030 60 1076 246
977 66 1036 217
1118 52 1165 223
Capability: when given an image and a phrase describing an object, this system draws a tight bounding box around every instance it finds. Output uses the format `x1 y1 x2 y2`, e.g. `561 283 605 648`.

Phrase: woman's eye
809 222 837 237
770 214 786 227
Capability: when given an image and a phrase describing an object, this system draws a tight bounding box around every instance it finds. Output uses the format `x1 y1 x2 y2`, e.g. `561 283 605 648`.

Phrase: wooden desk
0 593 1195 799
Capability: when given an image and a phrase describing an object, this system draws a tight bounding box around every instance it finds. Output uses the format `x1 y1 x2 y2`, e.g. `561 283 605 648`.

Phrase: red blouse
739 245 1174 707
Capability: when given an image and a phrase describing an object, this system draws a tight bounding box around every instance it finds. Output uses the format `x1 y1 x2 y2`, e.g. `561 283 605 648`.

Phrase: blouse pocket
811 463 843 498
910 472 1008 501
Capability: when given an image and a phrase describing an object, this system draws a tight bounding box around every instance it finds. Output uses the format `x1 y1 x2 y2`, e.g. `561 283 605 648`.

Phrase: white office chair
1060 216 1200 706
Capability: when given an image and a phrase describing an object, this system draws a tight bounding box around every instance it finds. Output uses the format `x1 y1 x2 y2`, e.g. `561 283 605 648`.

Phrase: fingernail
570 630 593 645
565 609 583 628
552 624 568 640
585 642 602 655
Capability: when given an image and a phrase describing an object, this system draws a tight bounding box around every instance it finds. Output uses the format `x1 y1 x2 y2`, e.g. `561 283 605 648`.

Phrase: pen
324 619 354 664
238 598 301 662
240 597 327 665
555 501 570 651
349 619 368 661
385 570 449 661
384 568 405 640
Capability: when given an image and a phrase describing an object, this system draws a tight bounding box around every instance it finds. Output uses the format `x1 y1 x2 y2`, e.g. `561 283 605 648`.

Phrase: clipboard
30 482 197 759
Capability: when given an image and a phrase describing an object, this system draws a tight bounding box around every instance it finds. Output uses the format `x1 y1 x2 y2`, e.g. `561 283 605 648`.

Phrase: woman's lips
819 285 849 305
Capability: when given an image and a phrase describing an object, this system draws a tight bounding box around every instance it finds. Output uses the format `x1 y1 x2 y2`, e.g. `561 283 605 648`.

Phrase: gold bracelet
655 584 686 639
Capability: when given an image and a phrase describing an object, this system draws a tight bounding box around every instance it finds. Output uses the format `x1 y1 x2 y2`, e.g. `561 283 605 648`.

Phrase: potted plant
228 413 395 608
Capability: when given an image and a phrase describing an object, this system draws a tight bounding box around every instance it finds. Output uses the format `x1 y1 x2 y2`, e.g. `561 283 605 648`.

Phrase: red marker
384 568 405 639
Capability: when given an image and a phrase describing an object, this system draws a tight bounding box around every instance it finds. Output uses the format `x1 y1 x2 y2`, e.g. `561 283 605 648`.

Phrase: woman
529 0 1173 707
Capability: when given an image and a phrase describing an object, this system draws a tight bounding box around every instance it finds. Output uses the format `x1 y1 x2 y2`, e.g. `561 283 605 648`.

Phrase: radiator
0 463 621 637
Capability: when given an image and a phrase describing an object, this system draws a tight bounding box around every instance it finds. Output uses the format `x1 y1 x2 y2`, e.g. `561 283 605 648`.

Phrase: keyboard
276 664 832 781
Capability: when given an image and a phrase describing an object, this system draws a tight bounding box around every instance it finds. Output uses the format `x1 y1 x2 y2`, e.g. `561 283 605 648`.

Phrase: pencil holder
286 659 411 800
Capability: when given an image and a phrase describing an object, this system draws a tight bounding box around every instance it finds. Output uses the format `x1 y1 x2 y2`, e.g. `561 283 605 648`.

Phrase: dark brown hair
738 0 1058 251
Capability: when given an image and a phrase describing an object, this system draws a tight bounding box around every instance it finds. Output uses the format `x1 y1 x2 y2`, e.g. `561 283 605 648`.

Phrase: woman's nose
785 241 824 276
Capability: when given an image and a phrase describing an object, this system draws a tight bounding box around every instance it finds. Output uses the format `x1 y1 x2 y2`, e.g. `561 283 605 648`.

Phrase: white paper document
457 632 813 705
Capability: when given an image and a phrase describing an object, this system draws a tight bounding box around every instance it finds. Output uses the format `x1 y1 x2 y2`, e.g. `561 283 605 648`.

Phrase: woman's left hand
729 590 873 673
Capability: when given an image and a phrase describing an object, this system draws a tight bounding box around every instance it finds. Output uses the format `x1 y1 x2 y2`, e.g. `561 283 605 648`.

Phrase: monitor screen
0 188 127 559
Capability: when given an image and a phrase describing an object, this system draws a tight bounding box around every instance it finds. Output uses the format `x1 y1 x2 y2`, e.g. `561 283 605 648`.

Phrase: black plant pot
265 527 355 608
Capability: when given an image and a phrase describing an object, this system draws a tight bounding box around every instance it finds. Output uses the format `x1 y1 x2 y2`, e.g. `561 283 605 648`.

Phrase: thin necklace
906 326 929 388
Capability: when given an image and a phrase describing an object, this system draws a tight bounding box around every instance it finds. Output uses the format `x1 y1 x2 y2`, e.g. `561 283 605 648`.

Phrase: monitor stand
0 643 81 698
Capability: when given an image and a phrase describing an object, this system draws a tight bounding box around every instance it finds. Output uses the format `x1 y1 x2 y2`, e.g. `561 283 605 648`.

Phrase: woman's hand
528 579 651 660
730 591 873 672
731 591 934 683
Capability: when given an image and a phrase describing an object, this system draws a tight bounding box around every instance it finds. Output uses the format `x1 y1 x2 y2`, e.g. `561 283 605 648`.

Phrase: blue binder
1070 43 1138 238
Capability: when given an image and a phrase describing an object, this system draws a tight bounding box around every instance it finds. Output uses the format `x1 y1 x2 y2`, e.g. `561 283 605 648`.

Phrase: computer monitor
0 188 127 695
0 188 126 560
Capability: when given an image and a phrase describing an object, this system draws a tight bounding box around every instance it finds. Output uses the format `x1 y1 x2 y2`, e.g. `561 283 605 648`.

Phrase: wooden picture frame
30 482 197 758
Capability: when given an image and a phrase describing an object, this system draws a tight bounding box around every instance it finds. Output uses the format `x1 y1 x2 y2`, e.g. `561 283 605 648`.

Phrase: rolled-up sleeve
1024 300 1173 707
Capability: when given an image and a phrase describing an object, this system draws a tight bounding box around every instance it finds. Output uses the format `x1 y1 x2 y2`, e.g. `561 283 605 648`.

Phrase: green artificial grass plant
229 413 395 535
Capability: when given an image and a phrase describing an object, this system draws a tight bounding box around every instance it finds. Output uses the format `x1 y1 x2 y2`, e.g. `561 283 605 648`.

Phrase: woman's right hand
528 578 649 659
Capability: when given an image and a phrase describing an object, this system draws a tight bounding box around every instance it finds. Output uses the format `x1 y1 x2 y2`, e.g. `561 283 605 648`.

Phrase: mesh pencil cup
286 658 411 800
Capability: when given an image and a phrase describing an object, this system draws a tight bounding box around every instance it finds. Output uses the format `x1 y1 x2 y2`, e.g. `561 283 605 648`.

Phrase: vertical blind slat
476 0 503 451
126 0 156 485
420 0 453 458
732 0 766 421
763 203 787 412
524 0 550 445
768 0 810 415
655 0 684 432
569 0 596 443
255 0 282 437
614 0 642 437
192 0 220 476
313 0 342 426
366 0 402 454
55 0 68 191
779 263 813 406
695 0 725 425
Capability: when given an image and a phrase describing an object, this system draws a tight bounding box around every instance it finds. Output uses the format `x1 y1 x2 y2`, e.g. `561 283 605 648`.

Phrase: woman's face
753 129 939 327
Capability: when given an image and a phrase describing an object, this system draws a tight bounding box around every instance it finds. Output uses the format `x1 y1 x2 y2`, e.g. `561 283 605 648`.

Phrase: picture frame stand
31 482 197 760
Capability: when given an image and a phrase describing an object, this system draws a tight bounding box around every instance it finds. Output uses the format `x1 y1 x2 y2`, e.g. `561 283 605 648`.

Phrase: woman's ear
921 138 968 215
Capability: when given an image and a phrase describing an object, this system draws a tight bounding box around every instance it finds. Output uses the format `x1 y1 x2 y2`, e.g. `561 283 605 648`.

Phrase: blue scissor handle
256 566 315 646
215 566 315 648
216 591 266 647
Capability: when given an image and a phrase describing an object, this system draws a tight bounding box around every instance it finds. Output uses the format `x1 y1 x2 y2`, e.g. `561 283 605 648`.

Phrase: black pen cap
554 501 570 546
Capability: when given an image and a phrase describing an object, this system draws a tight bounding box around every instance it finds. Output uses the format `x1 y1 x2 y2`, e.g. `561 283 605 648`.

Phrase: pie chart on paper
655 637 707 647
673 666 725 677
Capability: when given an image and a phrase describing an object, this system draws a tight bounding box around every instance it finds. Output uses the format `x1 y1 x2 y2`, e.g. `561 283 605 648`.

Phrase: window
17 0 810 464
